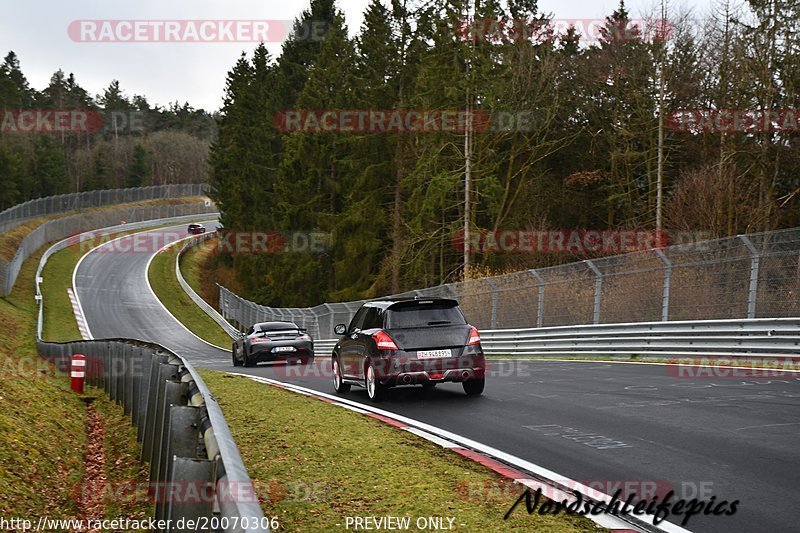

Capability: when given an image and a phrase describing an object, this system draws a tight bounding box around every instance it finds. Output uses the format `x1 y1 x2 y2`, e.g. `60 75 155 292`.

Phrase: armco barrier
37 338 267 531
34 216 267 532
306 318 800 358
172 233 339 355
35 214 220 339
474 318 800 357
0 183 210 234
218 227 800 333
295 318 800 359
2 197 217 296
172 232 241 340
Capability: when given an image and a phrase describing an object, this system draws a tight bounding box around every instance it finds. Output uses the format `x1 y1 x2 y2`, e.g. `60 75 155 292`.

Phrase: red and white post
71 354 86 394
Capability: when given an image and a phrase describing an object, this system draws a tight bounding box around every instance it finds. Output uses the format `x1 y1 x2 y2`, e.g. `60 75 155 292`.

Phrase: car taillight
372 330 398 351
467 327 480 346
251 337 271 343
296 334 311 341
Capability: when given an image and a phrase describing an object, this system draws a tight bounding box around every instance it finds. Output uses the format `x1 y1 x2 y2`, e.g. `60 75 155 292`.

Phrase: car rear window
385 301 466 329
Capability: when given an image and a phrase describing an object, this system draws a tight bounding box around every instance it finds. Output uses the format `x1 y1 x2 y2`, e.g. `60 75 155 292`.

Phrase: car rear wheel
332 358 350 394
463 378 485 396
232 346 242 367
365 363 386 402
243 353 255 367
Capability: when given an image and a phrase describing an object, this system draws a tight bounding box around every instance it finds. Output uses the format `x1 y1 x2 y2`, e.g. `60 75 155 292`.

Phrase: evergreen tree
127 144 149 187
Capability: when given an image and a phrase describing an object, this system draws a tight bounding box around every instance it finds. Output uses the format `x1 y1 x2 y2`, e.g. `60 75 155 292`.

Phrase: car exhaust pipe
461 370 470 380
402 375 412 384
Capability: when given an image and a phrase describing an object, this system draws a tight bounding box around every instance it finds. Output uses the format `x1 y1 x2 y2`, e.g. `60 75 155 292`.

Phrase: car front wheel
365 363 386 402
463 378 485 396
332 358 350 394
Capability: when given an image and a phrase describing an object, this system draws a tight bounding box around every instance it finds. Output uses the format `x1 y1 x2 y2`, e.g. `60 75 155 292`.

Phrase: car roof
362 298 459 310
254 321 299 330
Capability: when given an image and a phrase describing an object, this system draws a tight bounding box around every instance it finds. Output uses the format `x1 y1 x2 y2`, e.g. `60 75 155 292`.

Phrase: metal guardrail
219 227 800 333
307 318 800 359
37 338 268 531
172 232 240 340
34 216 268 532
0 183 210 234
2 198 217 296
475 318 800 357
35 214 220 339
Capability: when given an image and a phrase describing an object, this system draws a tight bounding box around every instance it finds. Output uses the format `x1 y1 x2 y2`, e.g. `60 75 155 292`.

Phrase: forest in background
210 0 800 306
2 0 797 308
0 52 215 208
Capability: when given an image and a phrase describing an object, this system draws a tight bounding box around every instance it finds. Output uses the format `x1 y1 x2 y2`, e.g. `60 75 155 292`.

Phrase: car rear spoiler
386 298 459 310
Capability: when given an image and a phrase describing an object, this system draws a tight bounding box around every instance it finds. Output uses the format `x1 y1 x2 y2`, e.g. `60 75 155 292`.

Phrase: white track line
73 221 226 352
66 288 91 340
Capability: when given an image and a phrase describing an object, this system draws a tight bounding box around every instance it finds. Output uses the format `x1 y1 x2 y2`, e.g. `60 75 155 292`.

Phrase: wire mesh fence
218 228 800 339
0 196 217 296
0 183 210 234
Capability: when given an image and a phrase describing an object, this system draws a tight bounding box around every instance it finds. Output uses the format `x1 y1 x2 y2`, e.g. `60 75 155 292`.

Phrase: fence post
484 279 498 329
322 303 334 338
528 269 545 328
739 235 760 319
655 249 671 321
585 260 602 324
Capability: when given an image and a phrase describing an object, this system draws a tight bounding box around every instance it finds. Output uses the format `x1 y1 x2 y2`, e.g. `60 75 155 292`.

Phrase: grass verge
0 248 149 520
92 393 151 521
199 371 605 532
179 237 219 308
148 239 232 349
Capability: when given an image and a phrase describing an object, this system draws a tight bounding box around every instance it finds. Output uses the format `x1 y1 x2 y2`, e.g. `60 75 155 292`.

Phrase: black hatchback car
232 321 314 367
331 298 485 401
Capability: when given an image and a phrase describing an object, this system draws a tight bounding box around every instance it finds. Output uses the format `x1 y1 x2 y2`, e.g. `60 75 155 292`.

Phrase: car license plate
273 346 296 353
416 349 451 359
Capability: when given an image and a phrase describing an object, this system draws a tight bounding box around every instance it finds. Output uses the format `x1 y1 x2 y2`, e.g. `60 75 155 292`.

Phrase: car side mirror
334 324 347 336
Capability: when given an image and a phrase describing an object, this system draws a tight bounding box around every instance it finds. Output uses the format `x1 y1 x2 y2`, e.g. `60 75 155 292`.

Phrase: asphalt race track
75 224 800 533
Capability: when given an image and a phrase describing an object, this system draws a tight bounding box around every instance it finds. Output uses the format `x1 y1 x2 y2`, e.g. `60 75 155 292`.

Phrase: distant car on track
187 223 206 235
331 298 485 401
232 321 314 367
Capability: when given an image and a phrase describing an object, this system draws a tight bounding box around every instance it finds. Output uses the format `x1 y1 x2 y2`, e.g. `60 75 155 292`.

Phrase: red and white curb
67 287 92 340
241 374 691 533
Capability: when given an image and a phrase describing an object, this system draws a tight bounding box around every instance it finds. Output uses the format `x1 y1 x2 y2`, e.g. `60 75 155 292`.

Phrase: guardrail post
585 260 602 324
166 458 214 532
484 279 499 329
152 379 188 506
157 405 201 523
528 269 545 328
655 249 671 321
739 235 760 319
142 356 177 463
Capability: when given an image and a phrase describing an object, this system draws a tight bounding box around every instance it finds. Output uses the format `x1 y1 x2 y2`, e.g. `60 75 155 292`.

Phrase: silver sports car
232 321 314 367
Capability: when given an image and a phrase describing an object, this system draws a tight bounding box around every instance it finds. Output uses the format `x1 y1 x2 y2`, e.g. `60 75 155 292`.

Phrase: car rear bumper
374 349 485 386
388 366 483 386
250 341 314 362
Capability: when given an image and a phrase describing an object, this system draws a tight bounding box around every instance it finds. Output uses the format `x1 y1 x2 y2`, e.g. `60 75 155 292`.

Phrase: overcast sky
2 0 707 112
